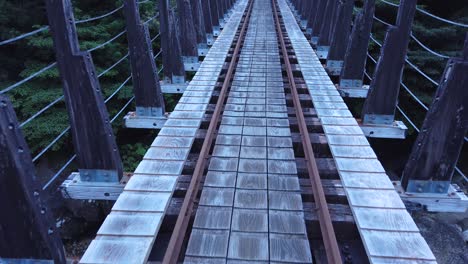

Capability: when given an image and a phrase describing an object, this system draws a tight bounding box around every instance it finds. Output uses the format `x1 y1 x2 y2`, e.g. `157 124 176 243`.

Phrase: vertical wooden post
306 0 319 35
316 0 339 58
311 0 327 44
0 96 66 262
190 0 208 56
210 0 221 35
401 37 468 194
45 0 123 182
201 0 215 45
177 0 198 61
361 0 417 125
340 0 375 90
219 0 227 24
123 0 165 116
326 0 355 75
160 0 185 83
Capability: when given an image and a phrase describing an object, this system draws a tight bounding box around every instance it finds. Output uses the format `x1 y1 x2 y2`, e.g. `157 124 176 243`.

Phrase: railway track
160 0 362 262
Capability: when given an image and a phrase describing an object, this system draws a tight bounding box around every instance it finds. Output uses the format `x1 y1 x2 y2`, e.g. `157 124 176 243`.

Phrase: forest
0 0 466 187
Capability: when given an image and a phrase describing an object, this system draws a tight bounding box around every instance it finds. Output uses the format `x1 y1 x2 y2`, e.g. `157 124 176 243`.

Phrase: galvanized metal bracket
207 33 214 46
136 106 164 117
300 20 307 29
198 43 209 57
362 114 394 125
325 60 344 76
359 120 407 139
79 169 119 183
338 79 369 98
213 26 221 36
183 56 200 72
406 180 451 194
316 45 329 59
311 36 319 45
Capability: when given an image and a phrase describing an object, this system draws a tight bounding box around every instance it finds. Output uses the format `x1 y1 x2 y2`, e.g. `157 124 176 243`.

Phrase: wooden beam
190 0 208 47
123 0 165 115
159 0 185 83
326 0 355 76
401 36 468 193
310 0 328 44
0 96 65 262
45 0 123 181
361 0 417 125
209 0 221 33
201 0 215 44
177 0 198 58
316 0 339 58
339 0 375 90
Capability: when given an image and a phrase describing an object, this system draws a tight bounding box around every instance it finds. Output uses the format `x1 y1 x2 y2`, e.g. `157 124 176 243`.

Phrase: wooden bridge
0 0 467 263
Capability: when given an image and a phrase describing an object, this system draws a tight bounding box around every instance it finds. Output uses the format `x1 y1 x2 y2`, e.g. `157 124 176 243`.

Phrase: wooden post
361 0 417 125
219 0 227 24
0 96 66 262
311 0 328 44
123 0 165 116
45 0 123 182
190 0 208 56
306 0 319 35
326 0 355 75
401 36 468 194
177 0 198 60
316 0 339 58
210 0 221 34
201 0 214 45
339 0 375 91
160 0 185 83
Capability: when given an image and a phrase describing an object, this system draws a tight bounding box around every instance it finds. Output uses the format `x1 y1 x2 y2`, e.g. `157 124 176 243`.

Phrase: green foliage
0 0 164 176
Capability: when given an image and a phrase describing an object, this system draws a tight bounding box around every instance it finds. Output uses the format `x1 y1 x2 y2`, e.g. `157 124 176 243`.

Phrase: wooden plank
97 212 163 236
353 207 419 232
80 237 153 264
238 159 267 173
234 190 268 209
144 147 190 160
204 171 237 187
134 160 184 175
112 191 172 212
199 187 235 207
193 206 232 230
186 229 230 257
269 211 307 235
269 191 303 211
231 209 268 232
237 173 267 189
124 175 177 192
269 234 313 263
346 189 405 209
227 232 269 261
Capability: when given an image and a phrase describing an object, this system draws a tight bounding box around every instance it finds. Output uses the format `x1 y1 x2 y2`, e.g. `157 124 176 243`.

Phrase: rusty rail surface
271 0 343 263
161 0 255 262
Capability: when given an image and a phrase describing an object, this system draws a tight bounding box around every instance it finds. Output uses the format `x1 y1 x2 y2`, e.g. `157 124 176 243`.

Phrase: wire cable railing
378 0 468 28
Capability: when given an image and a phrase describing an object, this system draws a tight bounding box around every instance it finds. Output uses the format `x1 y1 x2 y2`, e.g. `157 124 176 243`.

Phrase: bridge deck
81 0 436 263
80 1 249 263
185 0 311 262
279 0 436 263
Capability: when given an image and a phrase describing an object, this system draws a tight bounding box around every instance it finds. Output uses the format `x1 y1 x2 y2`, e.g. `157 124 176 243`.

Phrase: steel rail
161 0 254 262
272 0 342 263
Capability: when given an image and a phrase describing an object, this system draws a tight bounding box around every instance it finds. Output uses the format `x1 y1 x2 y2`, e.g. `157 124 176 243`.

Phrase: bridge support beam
316 0 339 59
360 0 416 139
326 0 355 76
310 0 328 45
201 0 215 45
338 0 375 98
177 0 201 70
210 0 221 36
0 96 65 263
46 0 123 182
401 38 468 197
159 0 187 87
190 0 209 56
123 0 167 129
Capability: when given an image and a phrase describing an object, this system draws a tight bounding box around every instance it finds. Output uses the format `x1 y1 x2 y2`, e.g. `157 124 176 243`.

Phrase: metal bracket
172 75 185 84
325 60 344 76
305 28 312 35
124 112 167 129
316 46 330 59
183 56 200 72
207 33 214 46
338 79 368 98
198 43 209 57
79 169 119 183
359 120 407 139
136 106 164 117
300 20 307 29
406 180 451 194
213 26 221 36
311 36 319 45
362 114 394 125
